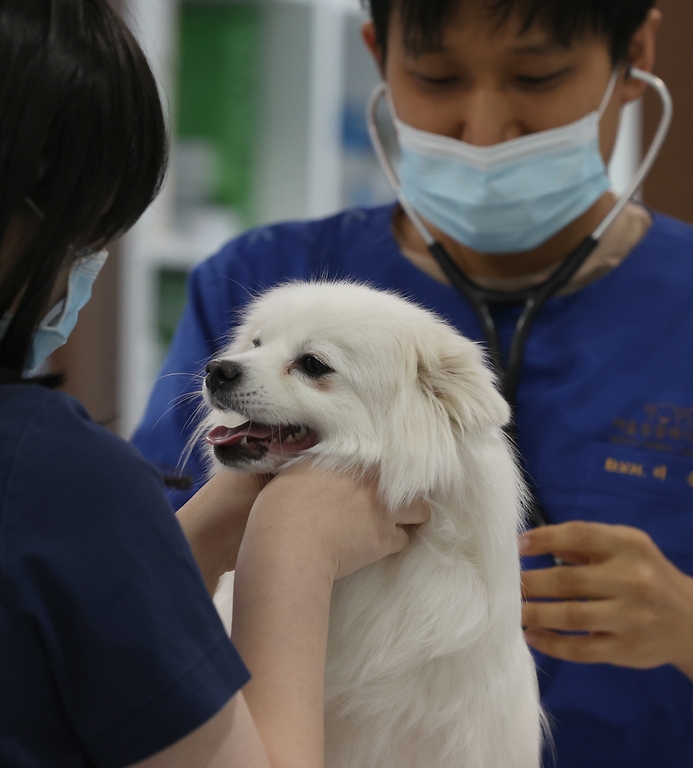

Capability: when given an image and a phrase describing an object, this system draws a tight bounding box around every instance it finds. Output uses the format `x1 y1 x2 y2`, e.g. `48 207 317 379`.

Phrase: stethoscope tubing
429 236 598 529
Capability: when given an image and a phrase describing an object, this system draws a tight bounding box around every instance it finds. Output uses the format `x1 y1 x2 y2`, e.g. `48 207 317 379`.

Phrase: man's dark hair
365 0 656 63
0 0 167 376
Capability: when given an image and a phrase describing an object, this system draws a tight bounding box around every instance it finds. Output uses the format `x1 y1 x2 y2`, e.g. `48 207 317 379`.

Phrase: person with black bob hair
0 2 428 766
133 0 693 765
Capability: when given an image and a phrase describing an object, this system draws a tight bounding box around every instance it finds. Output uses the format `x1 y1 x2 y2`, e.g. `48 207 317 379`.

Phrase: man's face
366 1 624 165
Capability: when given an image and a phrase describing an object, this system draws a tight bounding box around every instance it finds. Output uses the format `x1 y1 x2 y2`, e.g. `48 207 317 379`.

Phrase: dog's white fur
203 281 542 768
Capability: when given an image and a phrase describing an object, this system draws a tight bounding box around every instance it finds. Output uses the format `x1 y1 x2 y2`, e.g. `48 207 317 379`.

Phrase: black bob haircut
0 0 167 377
365 0 656 63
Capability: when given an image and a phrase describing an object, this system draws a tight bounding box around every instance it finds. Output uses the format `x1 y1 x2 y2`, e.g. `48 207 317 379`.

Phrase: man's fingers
522 563 612 600
522 598 617 633
524 628 615 665
520 521 637 561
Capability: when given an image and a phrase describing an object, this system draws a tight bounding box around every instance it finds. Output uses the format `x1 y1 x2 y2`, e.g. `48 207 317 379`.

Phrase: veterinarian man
133 0 693 765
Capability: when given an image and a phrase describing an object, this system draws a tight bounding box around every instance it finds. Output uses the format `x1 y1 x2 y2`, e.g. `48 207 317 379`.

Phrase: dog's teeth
240 437 248 445
284 434 295 443
294 426 306 441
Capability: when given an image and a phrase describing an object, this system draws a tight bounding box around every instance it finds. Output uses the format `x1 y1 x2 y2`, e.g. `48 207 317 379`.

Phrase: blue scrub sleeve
2 394 249 767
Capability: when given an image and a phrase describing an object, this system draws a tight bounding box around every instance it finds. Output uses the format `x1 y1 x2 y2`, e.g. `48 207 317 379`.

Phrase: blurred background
52 0 693 438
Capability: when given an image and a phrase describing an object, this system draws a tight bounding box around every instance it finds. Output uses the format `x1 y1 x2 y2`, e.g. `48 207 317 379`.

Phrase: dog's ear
417 331 510 434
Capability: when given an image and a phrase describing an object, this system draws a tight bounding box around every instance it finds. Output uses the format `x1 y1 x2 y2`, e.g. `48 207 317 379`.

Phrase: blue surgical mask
372 73 619 255
0 249 108 374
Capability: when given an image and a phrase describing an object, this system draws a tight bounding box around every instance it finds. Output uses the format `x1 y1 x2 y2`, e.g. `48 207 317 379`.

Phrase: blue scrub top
0 384 249 767
133 203 693 768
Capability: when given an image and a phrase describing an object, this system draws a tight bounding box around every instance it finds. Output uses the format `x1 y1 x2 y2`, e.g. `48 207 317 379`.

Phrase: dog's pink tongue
206 422 273 446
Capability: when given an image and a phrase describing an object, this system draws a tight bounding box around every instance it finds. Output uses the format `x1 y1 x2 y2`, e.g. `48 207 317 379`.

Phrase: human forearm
231 510 333 768
176 471 267 595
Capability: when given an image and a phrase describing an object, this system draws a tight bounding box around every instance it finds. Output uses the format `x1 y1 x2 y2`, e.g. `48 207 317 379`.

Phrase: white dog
201 281 542 768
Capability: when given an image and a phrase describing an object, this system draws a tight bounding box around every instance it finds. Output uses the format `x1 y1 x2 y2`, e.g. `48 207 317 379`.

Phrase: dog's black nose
205 359 243 394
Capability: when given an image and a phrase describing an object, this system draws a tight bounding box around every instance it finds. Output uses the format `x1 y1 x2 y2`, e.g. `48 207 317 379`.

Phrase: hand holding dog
521 521 693 680
249 462 430 581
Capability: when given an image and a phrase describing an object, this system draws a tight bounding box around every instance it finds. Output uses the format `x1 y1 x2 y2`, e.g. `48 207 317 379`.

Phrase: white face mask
381 71 619 254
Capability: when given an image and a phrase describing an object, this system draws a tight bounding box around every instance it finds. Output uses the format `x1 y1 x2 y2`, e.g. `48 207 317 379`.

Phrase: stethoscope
368 68 673 529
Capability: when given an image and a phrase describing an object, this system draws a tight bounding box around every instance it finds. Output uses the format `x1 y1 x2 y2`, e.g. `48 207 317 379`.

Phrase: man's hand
520 521 693 680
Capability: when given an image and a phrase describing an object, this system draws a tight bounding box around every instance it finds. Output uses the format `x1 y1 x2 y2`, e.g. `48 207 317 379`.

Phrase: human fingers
521 563 612 600
521 528 693 673
363 498 429 564
523 628 615 665
330 487 420 578
519 521 634 563
522 597 618 634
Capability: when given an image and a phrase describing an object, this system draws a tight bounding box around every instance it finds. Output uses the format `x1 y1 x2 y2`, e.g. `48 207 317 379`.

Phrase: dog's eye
252 338 261 348
298 354 334 378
